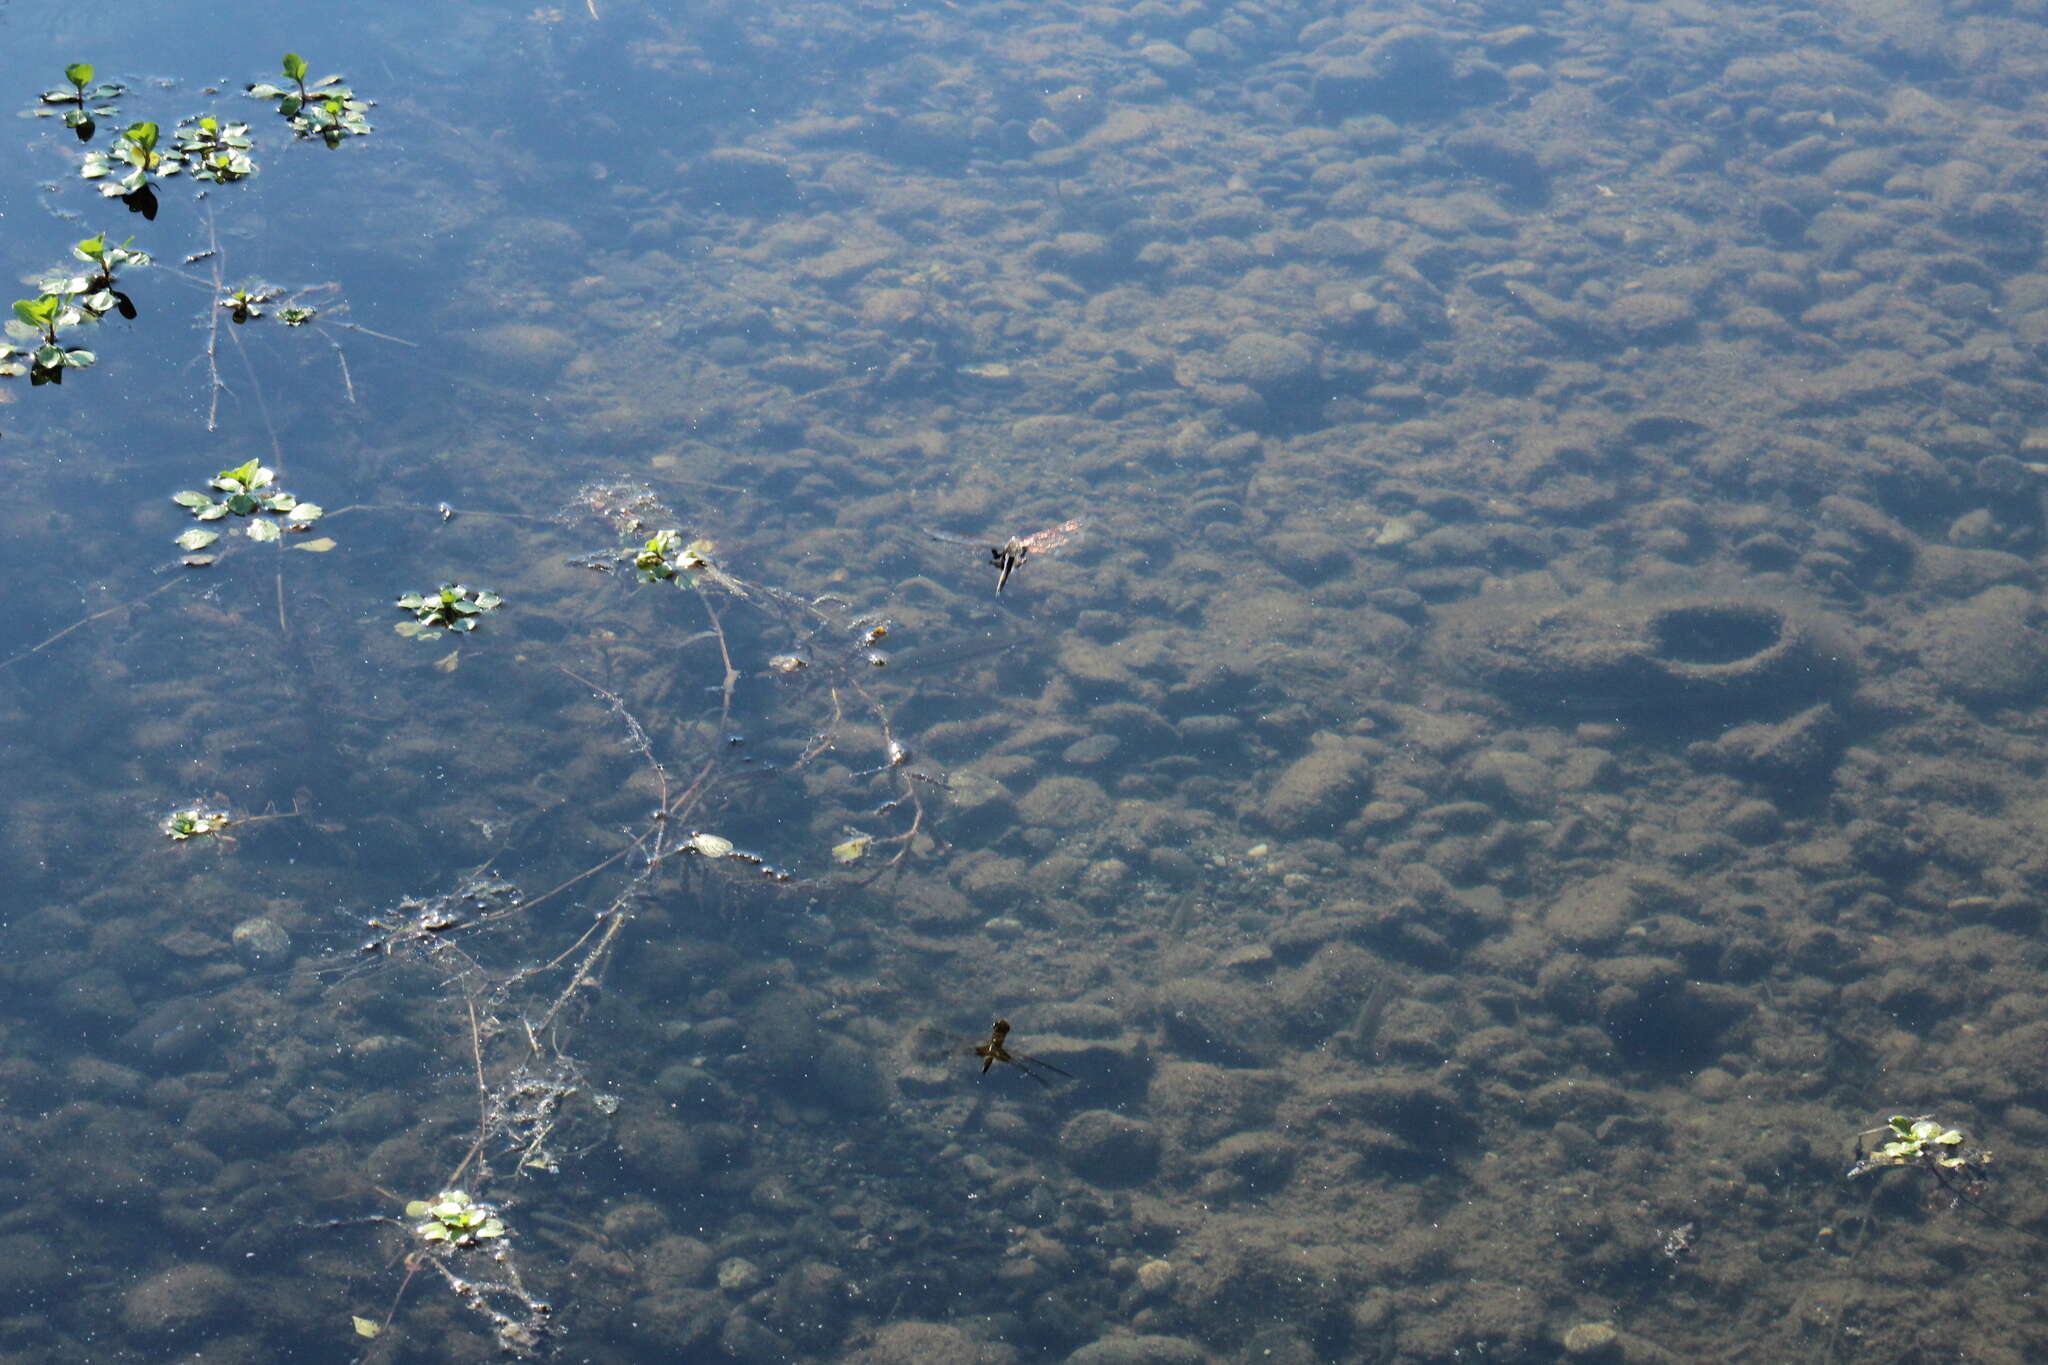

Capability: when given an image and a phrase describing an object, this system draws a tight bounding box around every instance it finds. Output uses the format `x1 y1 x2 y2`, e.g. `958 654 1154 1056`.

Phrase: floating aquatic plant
1848 1113 1996 1217
34 61 123 139
246 53 373 147
3 234 151 386
40 232 149 322
1848 1114 1988 1179
170 458 326 560
163 805 232 840
214 281 321 327
632 528 715 584
221 286 268 324
171 115 257 183
407 1190 507 1247
396 584 504 636
4 294 96 386
79 119 173 217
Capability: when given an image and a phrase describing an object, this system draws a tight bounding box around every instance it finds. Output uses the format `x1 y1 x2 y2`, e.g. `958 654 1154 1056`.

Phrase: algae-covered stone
1693 703 1842 781
1913 585 2048 701
1017 775 1111 833
1562 1321 1620 1359
1262 734 1375 834
1059 1109 1161 1185
1464 749 1552 813
848 1322 1019 1365
185 1091 291 1158
716 1256 762 1293
1066 1333 1210 1365
1218 331 1317 395
1606 292 1695 338
231 916 291 963
122 1262 239 1340
1153 977 1277 1065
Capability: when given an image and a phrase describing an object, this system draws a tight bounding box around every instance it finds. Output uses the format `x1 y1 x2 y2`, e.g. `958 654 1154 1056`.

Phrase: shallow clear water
2 0 2045 1361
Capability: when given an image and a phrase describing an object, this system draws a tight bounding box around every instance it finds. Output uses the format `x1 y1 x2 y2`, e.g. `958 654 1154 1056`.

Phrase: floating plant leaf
163 806 231 840
351 1317 381 1340
175 528 219 551
288 503 323 525
246 518 280 543
832 833 873 864
293 537 336 552
396 583 502 633
688 832 734 858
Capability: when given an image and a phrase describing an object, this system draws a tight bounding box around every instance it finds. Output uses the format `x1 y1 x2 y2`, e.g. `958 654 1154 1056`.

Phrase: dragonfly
924 519 1084 595
910 1019 1075 1088
973 1018 1074 1086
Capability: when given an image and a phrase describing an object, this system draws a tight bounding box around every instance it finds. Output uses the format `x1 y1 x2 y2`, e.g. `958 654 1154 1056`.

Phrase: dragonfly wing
1014 1051 1074 1080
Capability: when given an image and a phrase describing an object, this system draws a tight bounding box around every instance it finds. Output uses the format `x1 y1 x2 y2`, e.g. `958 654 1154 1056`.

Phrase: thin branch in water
0 575 191 673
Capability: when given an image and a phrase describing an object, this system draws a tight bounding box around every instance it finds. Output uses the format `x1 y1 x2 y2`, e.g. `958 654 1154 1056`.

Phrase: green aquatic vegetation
222 286 268 324
396 584 504 636
37 232 148 322
163 805 233 840
5 294 96 385
246 52 374 147
1848 1113 1996 1215
170 458 325 557
35 61 123 138
217 283 316 327
6 57 380 417
1848 1114 1989 1179
79 119 174 217
171 115 257 183
407 1190 507 1247
632 528 715 583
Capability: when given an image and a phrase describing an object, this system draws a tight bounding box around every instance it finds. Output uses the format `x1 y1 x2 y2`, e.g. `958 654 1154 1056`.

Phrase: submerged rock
1691 703 1843 782
1912 585 2048 702
1432 594 1852 721
230 917 291 964
848 1322 1017 1365
122 1262 238 1340
1066 1332 1211 1365
1059 1109 1161 1185
1217 332 1318 396
1262 733 1377 834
